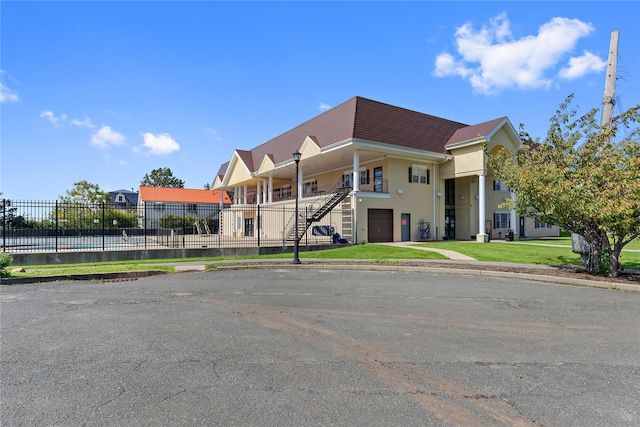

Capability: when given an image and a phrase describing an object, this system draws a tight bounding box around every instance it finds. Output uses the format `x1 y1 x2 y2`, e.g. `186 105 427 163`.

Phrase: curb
3 262 638 292
1 270 167 285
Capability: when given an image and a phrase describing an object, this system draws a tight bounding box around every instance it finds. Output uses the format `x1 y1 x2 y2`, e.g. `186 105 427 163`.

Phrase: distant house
137 186 231 231
109 189 138 209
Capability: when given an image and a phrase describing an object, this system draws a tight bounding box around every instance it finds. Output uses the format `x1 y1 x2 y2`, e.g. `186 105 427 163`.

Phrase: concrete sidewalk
375 242 476 260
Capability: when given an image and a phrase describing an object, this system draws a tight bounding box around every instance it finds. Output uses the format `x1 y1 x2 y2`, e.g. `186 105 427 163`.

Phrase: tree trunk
609 244 623 277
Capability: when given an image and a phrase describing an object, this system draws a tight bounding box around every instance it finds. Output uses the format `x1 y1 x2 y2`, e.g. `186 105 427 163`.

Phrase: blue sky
1 1 638 200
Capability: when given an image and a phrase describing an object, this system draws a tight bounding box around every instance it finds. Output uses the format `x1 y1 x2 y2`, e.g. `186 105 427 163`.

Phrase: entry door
244 218 254 237
401 213 410 241
444 209 455 239
519 216 525 238
368 209 393 243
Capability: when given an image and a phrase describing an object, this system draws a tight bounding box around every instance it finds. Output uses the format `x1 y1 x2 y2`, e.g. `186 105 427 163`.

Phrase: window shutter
408 167 412 183
427 169 430 185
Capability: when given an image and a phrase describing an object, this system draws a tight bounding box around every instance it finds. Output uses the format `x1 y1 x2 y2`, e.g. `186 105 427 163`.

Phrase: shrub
0 253 14 278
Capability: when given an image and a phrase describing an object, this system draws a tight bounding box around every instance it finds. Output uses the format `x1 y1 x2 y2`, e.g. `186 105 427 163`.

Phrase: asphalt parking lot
1 269 639 426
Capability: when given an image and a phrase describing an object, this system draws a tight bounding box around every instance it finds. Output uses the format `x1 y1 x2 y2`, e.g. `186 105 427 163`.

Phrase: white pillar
297 166 303 199
243 185 247 204
256 181 261 205
262 179 267 205
234 187 238 204
353 151 360 192
477 174 488 242
268 176 273 203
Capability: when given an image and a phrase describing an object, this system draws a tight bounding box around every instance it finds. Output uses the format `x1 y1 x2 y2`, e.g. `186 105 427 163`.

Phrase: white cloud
205 128 222 141
434 13 600 94
0 83 18 103
0 70 19 103
559 51 606 80
71 117 96 128
319 102 331 112
91 125 125 149
40 110 67 126
141 132 180 155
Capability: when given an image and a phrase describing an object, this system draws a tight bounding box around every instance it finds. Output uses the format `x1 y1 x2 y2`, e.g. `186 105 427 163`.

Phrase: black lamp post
291 150 302 265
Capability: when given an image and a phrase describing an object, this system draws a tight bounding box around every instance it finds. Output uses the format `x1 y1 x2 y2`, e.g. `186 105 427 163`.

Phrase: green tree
488 95 640 277
60 180 110 204
141 167 185 188
56 181 110 229
159 214 185 229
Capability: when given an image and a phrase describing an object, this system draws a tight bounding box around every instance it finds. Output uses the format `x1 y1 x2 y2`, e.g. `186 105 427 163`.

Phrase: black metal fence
2 199 350 253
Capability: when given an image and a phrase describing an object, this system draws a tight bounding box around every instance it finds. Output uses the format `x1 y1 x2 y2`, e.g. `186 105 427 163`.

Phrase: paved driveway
1 269 639 426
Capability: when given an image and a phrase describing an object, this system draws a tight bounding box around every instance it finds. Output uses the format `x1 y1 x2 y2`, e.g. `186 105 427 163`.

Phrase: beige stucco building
212 97 559 244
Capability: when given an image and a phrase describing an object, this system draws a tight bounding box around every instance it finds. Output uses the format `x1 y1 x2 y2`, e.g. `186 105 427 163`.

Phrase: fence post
257 204 260 247
55 200 59 252
305 206 308 246
2 199 5 252
144 202 147 250
102 202 105 251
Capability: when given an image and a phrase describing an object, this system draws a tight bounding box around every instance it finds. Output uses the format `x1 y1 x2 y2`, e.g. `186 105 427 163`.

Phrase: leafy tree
203 182 212 190
104 207 139 229
488 95 640 277
159 214 185 229
54 181 110 229
141 167 185 188
60 180 110 204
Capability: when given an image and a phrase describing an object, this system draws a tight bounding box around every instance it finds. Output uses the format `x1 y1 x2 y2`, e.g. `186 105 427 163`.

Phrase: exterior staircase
285 184 351 241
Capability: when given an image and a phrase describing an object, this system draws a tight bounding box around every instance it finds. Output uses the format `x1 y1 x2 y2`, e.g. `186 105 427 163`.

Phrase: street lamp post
292 150 302 265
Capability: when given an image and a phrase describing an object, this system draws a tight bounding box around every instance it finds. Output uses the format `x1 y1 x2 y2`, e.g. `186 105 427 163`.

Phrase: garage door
368 209 393 243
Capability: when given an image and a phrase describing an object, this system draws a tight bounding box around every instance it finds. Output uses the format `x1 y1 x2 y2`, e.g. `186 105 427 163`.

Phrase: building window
360 169 369 185
153 203 165 211
304 179 318 195
282 184 292 199
493 180 509 192
342 173 353 188
445 179 455 205
274 188 281 200
374 167 383 192
187 204 197 213
494 213 511 229
409 164 430 184
535 221 551 228
117 194 125 202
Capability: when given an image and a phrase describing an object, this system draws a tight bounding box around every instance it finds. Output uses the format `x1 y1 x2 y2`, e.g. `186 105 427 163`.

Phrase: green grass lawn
416 239 640 270
6 238 639 279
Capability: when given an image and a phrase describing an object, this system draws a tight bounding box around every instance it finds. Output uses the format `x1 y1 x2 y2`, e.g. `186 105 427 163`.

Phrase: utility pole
601 30 619 129
572 30 620 265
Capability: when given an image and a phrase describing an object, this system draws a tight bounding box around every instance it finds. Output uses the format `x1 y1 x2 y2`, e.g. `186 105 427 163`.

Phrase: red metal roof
139 186 231 204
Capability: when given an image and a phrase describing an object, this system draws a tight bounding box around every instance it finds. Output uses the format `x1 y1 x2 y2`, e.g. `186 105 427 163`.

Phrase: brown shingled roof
446 117 508 146
230 96 507 174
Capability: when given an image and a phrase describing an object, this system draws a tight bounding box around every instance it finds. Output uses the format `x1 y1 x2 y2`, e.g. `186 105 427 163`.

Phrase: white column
297 166 303 199
262 179 267 204
256 181 261 205
477 174 487 242
353 151 360 192
268 176 273 203
234 187 238 204
243 185 247 204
